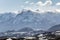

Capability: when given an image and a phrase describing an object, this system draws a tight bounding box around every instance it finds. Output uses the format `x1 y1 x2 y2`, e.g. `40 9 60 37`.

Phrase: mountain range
0 10 60 32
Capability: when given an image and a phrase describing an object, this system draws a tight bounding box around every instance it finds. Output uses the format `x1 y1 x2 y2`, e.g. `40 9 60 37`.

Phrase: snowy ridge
0 9 60 32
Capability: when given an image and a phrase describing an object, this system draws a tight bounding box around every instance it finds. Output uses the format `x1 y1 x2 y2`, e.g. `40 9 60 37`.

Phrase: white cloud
24 0 60 13
56 9 60 13
44 0 52 6
25 1 29 4
36 0 52 7
36 1 43 6
25 1 34 5
56 2 60 6
34 0 54 13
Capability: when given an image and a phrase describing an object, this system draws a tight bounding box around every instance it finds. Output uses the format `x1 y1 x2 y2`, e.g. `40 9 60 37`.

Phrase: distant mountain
0 27 45 37
6 30 16 33
18 27 34 32
31 30 45 35
48 24 60 31
0 10 60 32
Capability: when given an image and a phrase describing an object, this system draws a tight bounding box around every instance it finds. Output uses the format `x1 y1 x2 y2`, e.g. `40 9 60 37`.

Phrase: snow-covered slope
0 10 60 32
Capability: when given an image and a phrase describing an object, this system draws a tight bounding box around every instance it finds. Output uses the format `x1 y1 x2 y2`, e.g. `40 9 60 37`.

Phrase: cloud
36 0 52 7
25 1 29 4
33 0 55 13
25 1 34 5
56 9 60 13
44 0 52 6
36 1 43 6
56 2 60 6
24 0 60 13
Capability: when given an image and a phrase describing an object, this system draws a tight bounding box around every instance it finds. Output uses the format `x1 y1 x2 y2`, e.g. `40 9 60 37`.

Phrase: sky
0 0 60 13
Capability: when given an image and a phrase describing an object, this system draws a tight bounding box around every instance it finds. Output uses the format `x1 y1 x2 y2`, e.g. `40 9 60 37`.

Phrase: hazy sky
0 0 60 13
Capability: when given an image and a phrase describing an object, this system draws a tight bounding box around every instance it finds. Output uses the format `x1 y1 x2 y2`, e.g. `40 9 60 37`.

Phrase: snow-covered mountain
0 10 60 32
